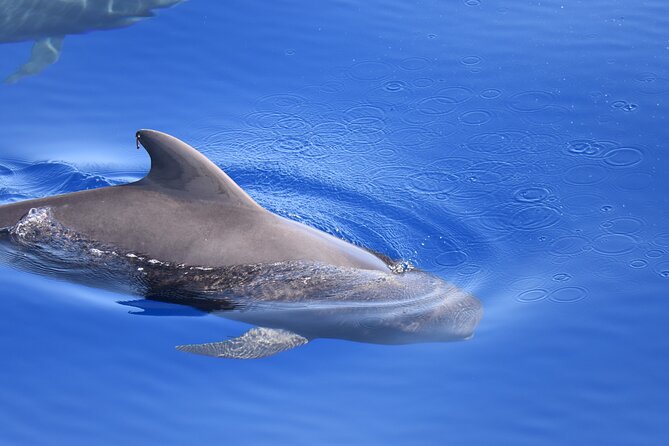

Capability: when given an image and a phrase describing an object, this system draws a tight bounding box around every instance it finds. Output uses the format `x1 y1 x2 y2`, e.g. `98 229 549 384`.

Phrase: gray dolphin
0 0 184 83
0 130 482 359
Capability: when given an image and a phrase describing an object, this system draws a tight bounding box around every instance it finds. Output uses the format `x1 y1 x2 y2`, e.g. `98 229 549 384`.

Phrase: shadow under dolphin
0 0 184 83
0 130 482 359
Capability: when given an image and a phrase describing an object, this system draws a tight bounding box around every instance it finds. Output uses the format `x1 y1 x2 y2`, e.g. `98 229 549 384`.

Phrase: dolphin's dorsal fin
135 129 260 208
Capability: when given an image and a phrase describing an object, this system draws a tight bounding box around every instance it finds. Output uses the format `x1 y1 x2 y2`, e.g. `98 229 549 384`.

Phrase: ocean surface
0 0 668 444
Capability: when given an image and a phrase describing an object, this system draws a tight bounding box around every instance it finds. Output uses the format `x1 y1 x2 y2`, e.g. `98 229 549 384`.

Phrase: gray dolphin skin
0 0 184 83
0 130 483 359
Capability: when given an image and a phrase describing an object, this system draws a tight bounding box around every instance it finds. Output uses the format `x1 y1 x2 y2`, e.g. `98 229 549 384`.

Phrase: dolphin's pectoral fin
176 327 309 359
5 37 65 84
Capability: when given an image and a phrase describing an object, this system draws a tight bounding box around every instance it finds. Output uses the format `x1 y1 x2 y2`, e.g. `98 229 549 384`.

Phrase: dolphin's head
270 269 484 345
378 274 483 343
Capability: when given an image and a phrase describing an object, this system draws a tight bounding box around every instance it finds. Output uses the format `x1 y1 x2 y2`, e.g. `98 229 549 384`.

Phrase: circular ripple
413 78 435 88
480 88 502 99
654 232 669 247
349 61 393 80
461 55 482 65
523 105 569 124
565 139 618 159
602 217 644 235
244 111 286 129
400 57 430 71
274 137 309 154
514 186 551 203
383 80 409 92
592 234 637 255
390 125 456 147
507 90 555 112
464 0 482 6
408 171 460 194
436 86 474 103
435 250 468 267
255 94 307 111
635 72 669 94
517 289 549 303
459 110 493 125
510 205 561 231
319 80 346 93
401 108 438 125
344 105 386 121
563 164 608 185
549 287 588 303
463 170 504 185
465 132 525 154
277 115 310 130
603 147 644 167
654 261 669 278
430 157 473 172
416 96 458 115
630 259 648 268
347 116 385 134
549 235 590 256
553 273 572 282
646 249 665 258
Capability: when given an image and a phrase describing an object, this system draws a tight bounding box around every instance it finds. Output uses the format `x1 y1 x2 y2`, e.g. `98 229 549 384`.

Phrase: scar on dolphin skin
0 130 483 359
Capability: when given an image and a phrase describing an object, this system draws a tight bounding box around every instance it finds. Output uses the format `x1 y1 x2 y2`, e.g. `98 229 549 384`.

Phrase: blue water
1 0 668 444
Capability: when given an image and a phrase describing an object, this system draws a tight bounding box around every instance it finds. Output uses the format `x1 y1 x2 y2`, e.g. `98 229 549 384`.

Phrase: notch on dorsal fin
135 129 260 208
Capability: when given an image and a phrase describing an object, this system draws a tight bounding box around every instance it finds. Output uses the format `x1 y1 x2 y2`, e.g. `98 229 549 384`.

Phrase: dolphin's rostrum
0 130 482 359
0 0 184 83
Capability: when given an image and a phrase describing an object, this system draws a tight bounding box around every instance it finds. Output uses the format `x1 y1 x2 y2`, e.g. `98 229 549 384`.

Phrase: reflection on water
0 0 183 83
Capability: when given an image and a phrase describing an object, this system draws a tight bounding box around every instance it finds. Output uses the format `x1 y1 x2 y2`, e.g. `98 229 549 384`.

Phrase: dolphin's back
0 131 390 272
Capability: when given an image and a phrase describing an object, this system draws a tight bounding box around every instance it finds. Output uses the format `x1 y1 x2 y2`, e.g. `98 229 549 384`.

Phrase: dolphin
0 130 483 359
0 0 184 83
